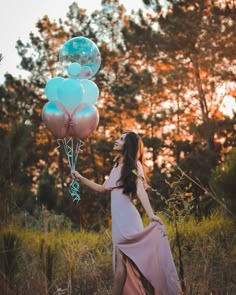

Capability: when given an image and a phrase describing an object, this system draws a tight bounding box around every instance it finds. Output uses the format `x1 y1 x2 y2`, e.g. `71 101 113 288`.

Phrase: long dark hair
117 131 145 197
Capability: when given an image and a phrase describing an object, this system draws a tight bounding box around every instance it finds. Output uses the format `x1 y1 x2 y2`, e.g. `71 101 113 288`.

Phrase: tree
36 167 59 211
0 122 35 222
210 148 236 215
1 0 235 225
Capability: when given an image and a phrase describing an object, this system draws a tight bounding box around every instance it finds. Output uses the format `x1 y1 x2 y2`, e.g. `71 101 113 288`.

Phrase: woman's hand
71 170 82 181
70 171 106 193
149 214 164 225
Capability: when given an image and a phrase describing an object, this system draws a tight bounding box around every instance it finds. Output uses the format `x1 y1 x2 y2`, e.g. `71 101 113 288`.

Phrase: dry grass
0 210 235 294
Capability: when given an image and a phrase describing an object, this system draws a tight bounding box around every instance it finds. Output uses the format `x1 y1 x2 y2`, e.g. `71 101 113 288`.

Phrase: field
0 210 235 295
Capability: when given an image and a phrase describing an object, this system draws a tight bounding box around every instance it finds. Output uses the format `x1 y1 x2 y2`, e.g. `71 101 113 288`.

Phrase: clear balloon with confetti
59 37 101 79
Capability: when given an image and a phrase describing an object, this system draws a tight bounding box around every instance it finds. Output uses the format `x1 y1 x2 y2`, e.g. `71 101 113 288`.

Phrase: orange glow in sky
220 96 236 118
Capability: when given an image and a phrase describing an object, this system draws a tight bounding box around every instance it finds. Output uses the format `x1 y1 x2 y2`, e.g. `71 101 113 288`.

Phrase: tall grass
0 210 235 294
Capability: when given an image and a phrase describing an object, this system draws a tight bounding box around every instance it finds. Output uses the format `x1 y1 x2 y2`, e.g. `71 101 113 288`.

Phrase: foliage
0 2 235 294
0 211 235 294
0 0 236 225
0 122 35 221
210 147 236 215
0 231 22 285
37 167 59 211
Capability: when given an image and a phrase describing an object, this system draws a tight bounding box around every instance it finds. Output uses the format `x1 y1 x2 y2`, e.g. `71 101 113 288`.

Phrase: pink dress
104 161 181 295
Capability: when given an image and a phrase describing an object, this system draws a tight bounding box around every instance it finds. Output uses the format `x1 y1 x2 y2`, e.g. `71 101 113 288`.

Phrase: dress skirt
104 162 181 295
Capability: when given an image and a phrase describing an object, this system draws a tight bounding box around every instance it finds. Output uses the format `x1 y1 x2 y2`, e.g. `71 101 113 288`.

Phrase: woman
71 131 181 295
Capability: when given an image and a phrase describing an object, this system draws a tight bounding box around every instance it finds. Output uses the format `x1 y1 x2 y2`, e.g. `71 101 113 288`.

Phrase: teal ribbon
57 138 84 202
68 179 81 202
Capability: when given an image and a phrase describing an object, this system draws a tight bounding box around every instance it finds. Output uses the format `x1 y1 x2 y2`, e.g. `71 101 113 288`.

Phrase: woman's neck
113 154 123 165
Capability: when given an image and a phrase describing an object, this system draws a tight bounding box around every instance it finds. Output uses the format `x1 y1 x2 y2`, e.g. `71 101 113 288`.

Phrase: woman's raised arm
71 170 107 193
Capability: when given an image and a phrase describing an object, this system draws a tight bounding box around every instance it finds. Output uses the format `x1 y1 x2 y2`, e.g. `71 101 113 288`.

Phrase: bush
210 148 236 215
0 231 22 286
0 211 235 294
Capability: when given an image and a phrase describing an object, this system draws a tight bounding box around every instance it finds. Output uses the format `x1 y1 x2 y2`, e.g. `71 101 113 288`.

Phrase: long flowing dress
104 161 181 295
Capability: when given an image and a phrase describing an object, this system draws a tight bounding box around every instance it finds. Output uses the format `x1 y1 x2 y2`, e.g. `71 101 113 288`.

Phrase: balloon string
70 137 74 170
69 139 84 202
74 140 84 168
69 179 81 202
57 139 63 149
58 137 84 202
63 138 73 170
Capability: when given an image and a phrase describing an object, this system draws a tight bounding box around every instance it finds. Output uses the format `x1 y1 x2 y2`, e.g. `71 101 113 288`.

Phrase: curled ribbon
68 179 81 202
57 137 84 202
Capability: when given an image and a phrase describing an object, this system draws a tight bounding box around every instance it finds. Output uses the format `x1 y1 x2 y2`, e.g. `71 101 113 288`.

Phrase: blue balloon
45 77 64 101
57 78 84 110
68 62 82 78
81 79 99 104
59 37 101 79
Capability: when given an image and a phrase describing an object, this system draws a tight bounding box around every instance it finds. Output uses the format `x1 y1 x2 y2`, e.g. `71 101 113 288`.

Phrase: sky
0 0 144 84
0 0 235 117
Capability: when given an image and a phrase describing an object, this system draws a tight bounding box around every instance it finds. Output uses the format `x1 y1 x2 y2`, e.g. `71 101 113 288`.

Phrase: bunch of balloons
42 37 101 201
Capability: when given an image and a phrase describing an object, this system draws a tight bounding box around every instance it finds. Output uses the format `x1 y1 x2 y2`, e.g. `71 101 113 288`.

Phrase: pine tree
1 0 235 224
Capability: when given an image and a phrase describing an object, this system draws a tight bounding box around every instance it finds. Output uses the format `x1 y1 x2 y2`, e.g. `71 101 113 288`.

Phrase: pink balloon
68 103 99 139
42 101 70 138
79 66 93 79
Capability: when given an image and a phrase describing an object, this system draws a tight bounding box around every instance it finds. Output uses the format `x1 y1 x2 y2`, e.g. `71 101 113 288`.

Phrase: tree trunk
191 54 215 150
88 138 99 183
58 149 66 197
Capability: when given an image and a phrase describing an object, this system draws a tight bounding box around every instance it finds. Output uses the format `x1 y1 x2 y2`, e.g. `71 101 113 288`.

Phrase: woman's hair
117 131 145 197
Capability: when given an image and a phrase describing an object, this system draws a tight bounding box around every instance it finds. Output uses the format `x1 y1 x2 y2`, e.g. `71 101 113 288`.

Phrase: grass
0 210 235 294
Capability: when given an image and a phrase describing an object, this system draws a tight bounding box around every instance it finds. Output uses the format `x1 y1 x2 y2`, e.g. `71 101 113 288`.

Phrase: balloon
59 37 101 79
79 66 93 79
69 103 99 139
45 77 64 101
81 79 99 104
68 62 81 78
42 101 70 138
57 78 84 110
